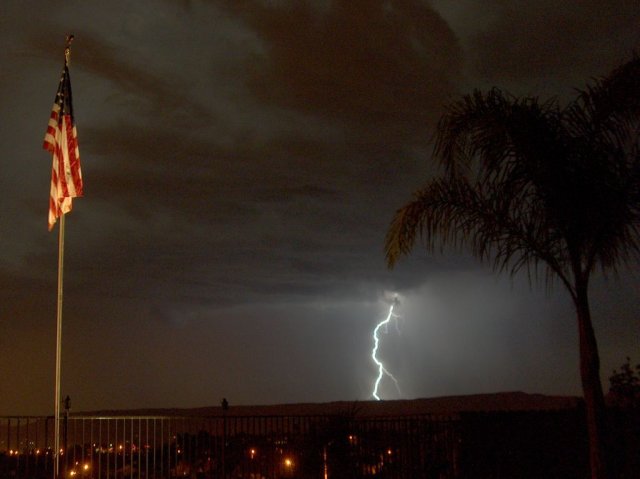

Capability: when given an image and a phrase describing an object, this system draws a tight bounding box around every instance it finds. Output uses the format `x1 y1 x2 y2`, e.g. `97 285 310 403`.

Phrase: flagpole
54 213 65 479
53 34 74 479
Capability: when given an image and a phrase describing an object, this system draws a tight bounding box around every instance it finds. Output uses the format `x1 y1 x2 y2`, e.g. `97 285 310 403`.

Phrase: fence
0 414 459 479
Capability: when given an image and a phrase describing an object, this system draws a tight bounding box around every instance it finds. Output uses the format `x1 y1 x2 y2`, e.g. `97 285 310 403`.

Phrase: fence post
221 398 228 479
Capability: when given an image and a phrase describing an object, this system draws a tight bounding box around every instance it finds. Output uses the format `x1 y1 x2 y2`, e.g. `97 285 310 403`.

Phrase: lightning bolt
371 297 401 400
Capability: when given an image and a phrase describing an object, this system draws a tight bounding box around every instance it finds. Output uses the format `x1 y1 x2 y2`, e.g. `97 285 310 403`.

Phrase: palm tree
385 57 640 479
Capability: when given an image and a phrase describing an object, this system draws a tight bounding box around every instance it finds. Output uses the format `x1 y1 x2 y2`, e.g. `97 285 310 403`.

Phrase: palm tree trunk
575 280 609 479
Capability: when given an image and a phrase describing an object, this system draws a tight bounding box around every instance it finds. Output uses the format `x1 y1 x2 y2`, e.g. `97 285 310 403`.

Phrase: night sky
1 1 639 415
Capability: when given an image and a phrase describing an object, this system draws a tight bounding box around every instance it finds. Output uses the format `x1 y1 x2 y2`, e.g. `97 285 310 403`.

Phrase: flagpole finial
64 34 74 66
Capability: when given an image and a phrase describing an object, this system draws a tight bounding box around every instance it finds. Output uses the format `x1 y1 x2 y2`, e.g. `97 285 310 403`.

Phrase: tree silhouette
385 57 640 479
609 357 640 409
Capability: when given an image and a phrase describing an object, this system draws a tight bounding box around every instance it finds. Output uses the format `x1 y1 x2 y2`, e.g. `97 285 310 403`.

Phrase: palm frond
387 56 640 298
384 175 575 292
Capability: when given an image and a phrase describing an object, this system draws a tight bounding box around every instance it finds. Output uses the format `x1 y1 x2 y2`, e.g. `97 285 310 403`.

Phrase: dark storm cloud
0 267 58 413
27 30 213 125
83 123 341 206
474 1 638 78
435 0 640 94
1 0 638 414
220 0 462 133
75 105 429 307
0 268 55 331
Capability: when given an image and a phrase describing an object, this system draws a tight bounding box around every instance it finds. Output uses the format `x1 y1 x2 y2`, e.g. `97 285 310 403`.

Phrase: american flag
43 64 83 231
